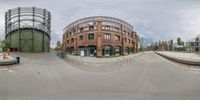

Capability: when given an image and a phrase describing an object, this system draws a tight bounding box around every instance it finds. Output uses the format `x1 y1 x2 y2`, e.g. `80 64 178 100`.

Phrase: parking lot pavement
0 51 200 100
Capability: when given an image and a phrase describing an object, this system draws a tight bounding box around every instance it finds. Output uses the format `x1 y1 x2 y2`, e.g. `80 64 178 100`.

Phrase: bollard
16 57 20 64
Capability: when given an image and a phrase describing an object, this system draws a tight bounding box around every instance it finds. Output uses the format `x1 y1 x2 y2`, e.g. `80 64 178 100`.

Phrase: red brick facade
158 41 166 51
62 16 138 57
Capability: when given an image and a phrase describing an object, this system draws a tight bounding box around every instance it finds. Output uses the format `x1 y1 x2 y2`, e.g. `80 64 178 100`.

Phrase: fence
56 51 138 67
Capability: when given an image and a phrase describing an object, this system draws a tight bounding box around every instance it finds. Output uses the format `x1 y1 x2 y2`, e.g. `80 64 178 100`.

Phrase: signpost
80 50 84 57
80 50 84 64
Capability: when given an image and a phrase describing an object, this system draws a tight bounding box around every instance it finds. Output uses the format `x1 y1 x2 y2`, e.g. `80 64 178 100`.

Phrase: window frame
104 33 111 40
115 35 120 41
71 38 74 43
79 35 83 40
88 33 94 40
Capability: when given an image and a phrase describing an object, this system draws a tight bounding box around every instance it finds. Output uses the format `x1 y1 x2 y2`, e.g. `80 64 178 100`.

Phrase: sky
0 0 200 47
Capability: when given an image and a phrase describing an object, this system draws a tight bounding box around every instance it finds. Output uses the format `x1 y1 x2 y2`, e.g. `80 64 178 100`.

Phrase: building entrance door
114 46 121 56
103 45 112 56
89 48 95 56
87 45 96 57
104 49 110 56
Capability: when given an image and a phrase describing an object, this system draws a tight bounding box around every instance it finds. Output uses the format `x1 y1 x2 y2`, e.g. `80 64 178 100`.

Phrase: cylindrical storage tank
5 7 51 52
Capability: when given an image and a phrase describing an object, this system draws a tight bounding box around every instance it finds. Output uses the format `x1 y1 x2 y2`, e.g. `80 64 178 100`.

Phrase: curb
154 51 200 66
0 59 17 66
65 53 142 64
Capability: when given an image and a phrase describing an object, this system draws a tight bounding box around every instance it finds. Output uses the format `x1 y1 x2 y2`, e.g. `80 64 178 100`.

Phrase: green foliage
177 37 181 45
195 37 199 42
0 40 8 48
177 37 184 45
146 42 158 51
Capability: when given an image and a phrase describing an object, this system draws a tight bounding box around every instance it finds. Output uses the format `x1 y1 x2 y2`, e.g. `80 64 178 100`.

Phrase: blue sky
0 0 200 47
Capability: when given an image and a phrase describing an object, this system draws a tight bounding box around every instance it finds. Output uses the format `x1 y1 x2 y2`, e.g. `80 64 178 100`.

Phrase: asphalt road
0 51 200 100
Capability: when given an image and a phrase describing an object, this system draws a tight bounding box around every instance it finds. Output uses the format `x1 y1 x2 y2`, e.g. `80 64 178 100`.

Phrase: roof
64 16 133 32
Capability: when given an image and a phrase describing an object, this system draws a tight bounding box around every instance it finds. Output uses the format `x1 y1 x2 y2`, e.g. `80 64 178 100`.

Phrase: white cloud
0 0 200 47
178 7 200 40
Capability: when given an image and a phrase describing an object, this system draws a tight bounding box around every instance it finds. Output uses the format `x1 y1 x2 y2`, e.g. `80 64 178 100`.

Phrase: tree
1 40 9 49
164 41 168 50
177 37 181 45
195 37 199 42
195 37 199 46
168 40 173 51
55 41 61 51
57 41 61 47
181 41 185 46
153 42 158 50
177 37 185 46
195 37 200 51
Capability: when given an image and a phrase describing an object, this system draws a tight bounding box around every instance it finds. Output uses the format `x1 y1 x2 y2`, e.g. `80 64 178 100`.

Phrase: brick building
62 16 138 57
158 41 166 51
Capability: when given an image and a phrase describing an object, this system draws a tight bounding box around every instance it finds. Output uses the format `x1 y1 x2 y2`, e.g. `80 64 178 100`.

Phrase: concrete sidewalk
155 51 200 65
66 53 142 63
63 52 144 72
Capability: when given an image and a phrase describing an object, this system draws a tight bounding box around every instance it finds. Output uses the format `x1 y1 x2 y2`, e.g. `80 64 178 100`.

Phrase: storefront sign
80 50 85 57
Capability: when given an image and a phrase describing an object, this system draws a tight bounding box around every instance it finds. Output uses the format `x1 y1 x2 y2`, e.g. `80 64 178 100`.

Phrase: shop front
86 45 96 57
114 46 121 56
103 45 112 56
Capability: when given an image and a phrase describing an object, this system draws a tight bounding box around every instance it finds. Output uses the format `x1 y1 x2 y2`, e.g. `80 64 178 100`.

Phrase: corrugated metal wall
6 29 50 52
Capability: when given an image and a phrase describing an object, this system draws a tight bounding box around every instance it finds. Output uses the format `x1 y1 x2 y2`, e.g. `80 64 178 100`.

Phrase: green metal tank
5 7 51 52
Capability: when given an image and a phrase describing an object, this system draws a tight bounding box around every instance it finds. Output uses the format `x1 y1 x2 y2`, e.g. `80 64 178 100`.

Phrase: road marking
0 68 8 71
190 70 200 74
0 68 14 73
8 69 14 72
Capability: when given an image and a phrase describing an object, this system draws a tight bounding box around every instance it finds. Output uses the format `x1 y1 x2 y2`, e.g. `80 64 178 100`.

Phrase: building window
94 26 97 30
84 27 89 31
67 40 69 44
110 27 113 30
73 30 76 33
115 35 120 41
191 42 194 46
88 33 94 40
106 26 110 30
80 27 84 32
79 35 83 40
127 32 130 37
114 27 120 32
123 30 126 34
89 26 94 30
66 34 69 38
71 38 74 43
103 25 110 30
104 33 111 40
69 32 72 36
128 39 131 43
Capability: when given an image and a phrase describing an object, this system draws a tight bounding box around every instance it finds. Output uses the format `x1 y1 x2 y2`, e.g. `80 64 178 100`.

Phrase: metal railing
56 51 137 67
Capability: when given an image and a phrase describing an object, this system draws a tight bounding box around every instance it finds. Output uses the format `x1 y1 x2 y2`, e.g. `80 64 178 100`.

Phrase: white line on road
190 70 200 74
0 68 14 72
